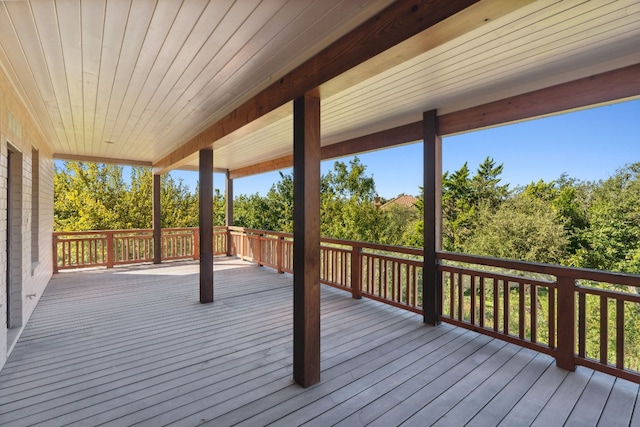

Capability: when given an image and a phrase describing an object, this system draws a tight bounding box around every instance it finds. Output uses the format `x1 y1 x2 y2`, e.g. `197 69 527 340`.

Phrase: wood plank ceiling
0 0 639 174
0 0 395 164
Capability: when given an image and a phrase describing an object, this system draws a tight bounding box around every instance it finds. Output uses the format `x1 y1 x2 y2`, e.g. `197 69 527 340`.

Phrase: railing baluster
382 259 387 300
600 295 608 365
578 292 586 358
106 232 114 268
391 261 396 302
351 245 361 299
503 280 510 335
616 298 624 370
531 284 537 344
457 273 463 321
549 287 556 349
493 278 499 332
277 236 284 273
257 233 262 266
479 276 485 328
470 275 476 325
449 271 455 319
519 282 525 339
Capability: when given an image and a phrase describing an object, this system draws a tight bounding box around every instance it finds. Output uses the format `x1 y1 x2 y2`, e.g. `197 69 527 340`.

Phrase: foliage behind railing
53 226 640 383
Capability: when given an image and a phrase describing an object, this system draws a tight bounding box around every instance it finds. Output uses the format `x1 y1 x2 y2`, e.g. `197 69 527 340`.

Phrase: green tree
572 163 640 273
55 161 207 231
471 157 509 208
54 161 127 231
380 204 421 246
441 162 473 251
466 192 568 263
320 157 383 241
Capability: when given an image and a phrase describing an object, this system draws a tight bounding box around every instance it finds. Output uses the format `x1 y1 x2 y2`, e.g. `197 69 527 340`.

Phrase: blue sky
167 98 639 199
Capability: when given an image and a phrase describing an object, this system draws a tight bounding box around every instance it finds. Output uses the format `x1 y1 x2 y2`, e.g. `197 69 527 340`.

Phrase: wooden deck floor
1 258 639 426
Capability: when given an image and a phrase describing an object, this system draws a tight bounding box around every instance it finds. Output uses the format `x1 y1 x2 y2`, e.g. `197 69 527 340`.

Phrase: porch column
423 109 442 325
293 94 321 387
199 148 214 303
153 173 162 264
225 169 233 256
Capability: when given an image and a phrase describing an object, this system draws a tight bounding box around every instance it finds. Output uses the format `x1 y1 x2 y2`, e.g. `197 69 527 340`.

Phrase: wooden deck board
497 363 569 426
428 349 547 426
565 371 616 427
599 379 639 427
531 366 593 426
0 258 638 426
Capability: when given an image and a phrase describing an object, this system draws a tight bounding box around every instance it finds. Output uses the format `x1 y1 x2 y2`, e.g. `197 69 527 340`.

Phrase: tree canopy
54 158 640 274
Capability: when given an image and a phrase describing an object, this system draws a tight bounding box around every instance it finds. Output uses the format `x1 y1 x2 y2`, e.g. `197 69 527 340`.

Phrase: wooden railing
53 226 640 383
438 252 640 383
53 227 227 272
227 227 424 313
226 227 640 383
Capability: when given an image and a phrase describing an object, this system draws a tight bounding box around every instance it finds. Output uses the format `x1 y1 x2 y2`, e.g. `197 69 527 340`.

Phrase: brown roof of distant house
380 194 418 210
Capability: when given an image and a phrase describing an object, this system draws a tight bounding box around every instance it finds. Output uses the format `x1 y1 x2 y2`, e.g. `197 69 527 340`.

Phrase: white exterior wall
0 64 54 371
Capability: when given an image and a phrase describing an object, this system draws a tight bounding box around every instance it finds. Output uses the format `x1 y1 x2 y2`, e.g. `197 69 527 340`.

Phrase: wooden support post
556 276 576 371
199 148 214 304
153 173 162 264
293 94 321 387
225 170 234 256
423 110 442 325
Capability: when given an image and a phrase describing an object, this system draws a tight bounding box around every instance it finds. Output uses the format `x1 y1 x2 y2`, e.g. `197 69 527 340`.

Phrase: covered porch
2 257 639 426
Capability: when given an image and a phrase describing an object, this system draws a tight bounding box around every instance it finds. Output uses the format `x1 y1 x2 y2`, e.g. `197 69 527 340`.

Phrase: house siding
0 64 54 371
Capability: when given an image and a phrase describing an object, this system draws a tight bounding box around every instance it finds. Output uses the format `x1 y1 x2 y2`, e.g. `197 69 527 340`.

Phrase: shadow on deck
1 258 639 426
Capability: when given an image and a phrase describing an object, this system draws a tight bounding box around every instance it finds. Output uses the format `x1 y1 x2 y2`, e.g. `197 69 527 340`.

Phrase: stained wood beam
199 149 214 304
423 110 442 326
438 63 640 135
229 122 421 180
229 63 640 179
152 174 161 265
54 153 152 167
293 95 321 387
154 0 491 174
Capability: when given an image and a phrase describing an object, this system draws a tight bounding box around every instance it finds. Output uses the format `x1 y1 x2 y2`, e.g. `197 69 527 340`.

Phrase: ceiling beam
153 0 497 174
54 153 153 167
229 63 640 179
438 63 640 135
229 122 422 179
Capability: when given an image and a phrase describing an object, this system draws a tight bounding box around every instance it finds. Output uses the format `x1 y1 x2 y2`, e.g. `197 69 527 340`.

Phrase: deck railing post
193 228 200 260
556 275 576 371
351 245 362 299
277 236 284 273
106 231 114 268
257 233 262 266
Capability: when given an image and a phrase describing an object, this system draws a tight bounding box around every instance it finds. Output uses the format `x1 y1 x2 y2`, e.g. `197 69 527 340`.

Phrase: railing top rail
227 226 289 238
439 251 640 287
54 226 640 287
54 226 229 238
227 226 423 256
